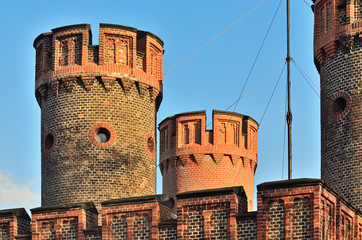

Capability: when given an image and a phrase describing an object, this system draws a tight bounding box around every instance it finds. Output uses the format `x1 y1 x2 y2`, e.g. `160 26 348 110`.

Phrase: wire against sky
232 0 283 113
163 0 269 76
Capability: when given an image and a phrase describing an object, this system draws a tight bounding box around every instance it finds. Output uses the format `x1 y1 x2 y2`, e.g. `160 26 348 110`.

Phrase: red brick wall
176 187 246 239
34 24 164 209
257 179 361 240
101 195 172 240
313 0 362 210
31 203 97 240
0 209 31 240
159 110 258 210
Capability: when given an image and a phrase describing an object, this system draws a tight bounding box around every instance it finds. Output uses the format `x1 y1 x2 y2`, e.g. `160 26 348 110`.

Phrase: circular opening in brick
332 97 347 115
147 137 155 152
95 128 111 143
44 133 54 151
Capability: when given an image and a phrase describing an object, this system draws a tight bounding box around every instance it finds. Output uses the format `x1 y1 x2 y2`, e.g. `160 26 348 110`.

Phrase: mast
286 0 293 180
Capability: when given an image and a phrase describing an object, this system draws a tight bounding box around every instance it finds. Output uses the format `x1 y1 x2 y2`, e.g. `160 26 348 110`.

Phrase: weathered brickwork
0 224 9 240
1 14 361 238
158 220 177 240
0 209 31 240
257 179 361 240
101 195 172 239
159 110 258 210
313 0 362 210
176 187 246 239
31 202 98 240
266 200 286 239
236 212 257 240
292 197 312 239
34 24 164 209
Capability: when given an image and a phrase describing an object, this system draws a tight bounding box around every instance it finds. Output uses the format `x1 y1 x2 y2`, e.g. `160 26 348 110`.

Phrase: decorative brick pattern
34 24 164 209
40 222 56 240
159 110 258 210
184 205 204 239
61 219 78 239
292 197 312 239
237 213 257 240
0 224 9 240
110 216 127 239
313 0 362 210
266 200 286 239
158 221 177 240
134 216 151 239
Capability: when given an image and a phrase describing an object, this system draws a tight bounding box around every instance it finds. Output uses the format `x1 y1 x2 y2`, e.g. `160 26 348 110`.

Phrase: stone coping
102 194 171 208
176 186 246 200
236 211 257 220
158 219 177 228
31 202 97 214
257 178 361 214
83 226 102 234
159 110 259 127
0 208 30 221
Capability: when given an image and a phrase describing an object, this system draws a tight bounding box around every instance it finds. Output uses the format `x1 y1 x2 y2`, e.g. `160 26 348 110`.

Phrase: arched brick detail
329 91 352 120
88 123 116 148
42 130 56 154
144 132 156 158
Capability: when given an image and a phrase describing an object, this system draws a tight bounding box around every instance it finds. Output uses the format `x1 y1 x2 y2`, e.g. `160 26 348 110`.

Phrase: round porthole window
330 91 351 120
45 134 54 150
89 123 116 148
95 128 111 143
147 137 155 152
332 97 347 115
43 130 56 154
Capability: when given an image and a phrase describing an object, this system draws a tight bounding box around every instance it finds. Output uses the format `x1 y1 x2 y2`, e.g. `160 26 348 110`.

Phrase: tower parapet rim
34 23 164 107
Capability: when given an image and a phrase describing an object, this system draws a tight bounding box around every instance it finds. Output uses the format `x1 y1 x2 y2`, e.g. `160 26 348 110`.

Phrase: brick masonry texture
236 213 257 240
0 14 361 238
159 110 258 211
313 0 362 210
34 24 164 209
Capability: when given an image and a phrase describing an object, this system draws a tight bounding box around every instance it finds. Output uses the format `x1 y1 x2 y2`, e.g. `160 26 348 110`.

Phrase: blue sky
0 0 319 211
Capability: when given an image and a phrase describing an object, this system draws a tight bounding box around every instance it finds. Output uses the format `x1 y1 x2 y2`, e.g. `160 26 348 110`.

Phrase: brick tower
159 110 259 210
313 0 361 209
34 24 164 209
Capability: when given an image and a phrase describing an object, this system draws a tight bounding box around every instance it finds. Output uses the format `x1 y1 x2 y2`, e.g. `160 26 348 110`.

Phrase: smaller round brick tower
34 24 164 209
313 0 361 209
159 110 259 210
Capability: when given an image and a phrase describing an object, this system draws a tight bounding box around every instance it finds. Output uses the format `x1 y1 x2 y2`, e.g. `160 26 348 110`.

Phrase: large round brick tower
313 1 361 209
159 110 259 210
34 24 164 208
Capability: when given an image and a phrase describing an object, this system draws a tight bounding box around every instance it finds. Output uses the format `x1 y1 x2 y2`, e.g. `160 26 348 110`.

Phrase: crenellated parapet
34 23 163 108
313 1 362 210
159 110 259 210
35 24 164 210
313 0 362 69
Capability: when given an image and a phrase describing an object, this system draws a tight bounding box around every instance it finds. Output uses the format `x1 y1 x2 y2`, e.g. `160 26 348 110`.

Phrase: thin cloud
0 171 40 210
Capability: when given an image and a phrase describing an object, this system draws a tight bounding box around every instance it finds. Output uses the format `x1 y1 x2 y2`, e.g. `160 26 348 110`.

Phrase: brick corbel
125 217 135 239
202 210 213 240
149 87 159 102
121 78 135 92
193 153 204 165
137 82 148 97
81 76 96 91
213 153 223 165
62 77 77 92
101 77 116 91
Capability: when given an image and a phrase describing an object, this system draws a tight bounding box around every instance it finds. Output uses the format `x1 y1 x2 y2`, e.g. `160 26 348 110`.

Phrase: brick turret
313 0 362 210
159 110 259 210
33 24 164 209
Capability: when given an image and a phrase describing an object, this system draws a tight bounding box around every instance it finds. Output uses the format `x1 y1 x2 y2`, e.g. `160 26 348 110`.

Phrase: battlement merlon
312 0 362 69
33 23 164 92
158 110 259 164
